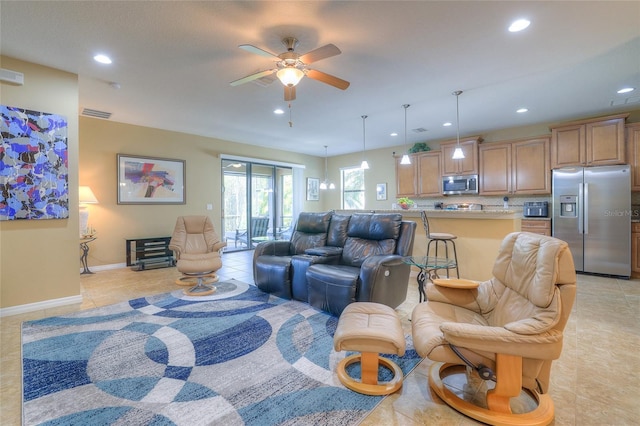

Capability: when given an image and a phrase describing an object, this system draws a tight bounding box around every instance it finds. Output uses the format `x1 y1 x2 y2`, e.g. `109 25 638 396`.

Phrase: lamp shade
277 67 304 87
79 186 98 204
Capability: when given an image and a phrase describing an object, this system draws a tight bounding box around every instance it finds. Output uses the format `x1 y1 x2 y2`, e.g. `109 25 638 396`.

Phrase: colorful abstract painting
0 105 69 220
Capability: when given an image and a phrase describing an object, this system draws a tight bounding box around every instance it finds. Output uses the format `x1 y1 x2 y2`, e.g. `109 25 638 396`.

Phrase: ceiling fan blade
284 86 296 101
305 69 350 90
299 44 341 64
230 69 276 86
238 44 280 59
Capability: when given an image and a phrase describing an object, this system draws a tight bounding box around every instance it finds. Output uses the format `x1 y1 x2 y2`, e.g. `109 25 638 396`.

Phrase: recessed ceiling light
509 19 530 32
617 87 635 94
443 122 452 127
516 108 528 113
93 54 112 64
390 132 398 137
274 109 284 114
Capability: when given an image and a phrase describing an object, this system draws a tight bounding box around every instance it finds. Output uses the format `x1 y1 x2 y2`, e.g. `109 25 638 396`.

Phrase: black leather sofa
253 211 416 316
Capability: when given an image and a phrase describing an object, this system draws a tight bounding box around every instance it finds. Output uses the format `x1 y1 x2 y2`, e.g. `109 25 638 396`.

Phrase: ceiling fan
230 37 350 101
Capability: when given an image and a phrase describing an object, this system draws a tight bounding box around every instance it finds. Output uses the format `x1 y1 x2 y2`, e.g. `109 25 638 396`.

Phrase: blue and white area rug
22 279 421 425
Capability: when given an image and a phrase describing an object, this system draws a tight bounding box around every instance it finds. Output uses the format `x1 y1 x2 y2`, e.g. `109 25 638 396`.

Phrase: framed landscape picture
306 177 319 201
117 154 185 204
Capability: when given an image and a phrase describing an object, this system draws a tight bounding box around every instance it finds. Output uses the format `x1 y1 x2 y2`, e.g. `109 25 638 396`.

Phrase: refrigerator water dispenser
559 195 577 217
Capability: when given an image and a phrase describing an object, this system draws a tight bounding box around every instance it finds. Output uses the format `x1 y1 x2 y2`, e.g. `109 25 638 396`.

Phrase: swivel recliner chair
411 232 576 425
169 216 226 296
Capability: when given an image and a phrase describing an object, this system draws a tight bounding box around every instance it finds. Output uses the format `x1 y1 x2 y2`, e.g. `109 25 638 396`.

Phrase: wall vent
0 68 24 85
412 127 428 133
82 108 112 119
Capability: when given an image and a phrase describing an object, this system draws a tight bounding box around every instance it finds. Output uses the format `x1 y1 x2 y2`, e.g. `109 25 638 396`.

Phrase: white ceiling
1 1 639 157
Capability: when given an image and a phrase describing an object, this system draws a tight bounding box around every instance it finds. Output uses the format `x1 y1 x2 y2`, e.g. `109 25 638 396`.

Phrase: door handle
584 183 589 234
578 183 584 234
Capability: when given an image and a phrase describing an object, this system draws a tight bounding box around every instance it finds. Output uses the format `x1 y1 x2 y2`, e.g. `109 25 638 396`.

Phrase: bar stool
421 210 459 278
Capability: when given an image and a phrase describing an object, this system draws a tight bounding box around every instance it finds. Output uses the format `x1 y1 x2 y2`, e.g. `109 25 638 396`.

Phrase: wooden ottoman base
337 352 403 396
333 302 406 396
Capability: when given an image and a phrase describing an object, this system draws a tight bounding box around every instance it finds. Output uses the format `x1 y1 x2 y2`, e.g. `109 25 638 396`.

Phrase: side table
403 256 458 303
80 236 97 274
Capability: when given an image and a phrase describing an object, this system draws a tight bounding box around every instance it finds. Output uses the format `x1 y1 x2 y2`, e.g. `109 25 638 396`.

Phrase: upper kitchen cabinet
550 114 628 168
395 151 442 197
395 155 417 197
440 136 480 175
627 122 640 191
479 137 550 195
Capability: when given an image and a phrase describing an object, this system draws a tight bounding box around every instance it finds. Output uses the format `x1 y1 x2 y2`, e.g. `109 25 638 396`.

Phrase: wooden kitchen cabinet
440 136 480 175
627 122 640 192
395 155 417 197
479 137 550 195
632 222 640 278
521 219 551 236
395 151 442 197
417 151 442 196
550 113 628 168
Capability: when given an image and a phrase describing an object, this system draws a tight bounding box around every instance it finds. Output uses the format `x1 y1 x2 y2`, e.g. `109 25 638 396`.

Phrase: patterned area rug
22 280 421 425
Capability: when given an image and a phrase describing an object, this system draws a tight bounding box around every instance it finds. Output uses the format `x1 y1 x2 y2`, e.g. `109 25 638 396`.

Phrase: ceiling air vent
82 108 112 119
412 127 428 133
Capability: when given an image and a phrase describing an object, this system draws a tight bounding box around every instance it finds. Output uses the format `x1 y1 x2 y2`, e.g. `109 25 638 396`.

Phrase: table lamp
79 186 98 237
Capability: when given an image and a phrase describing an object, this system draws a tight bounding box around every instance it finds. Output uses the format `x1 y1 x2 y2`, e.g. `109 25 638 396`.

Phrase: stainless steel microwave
442 174 479 195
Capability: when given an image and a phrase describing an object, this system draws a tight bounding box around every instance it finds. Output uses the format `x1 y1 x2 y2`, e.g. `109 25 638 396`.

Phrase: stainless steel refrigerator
552 165 631 278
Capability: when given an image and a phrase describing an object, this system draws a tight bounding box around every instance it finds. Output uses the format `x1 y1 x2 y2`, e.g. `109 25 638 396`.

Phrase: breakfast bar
338 208 522 280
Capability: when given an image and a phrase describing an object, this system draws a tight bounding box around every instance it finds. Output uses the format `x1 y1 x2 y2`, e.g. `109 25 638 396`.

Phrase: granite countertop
355 209 521 220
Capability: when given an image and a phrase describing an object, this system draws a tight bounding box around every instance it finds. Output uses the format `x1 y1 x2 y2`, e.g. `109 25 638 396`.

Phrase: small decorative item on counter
397 197 414 210
503 196 509 209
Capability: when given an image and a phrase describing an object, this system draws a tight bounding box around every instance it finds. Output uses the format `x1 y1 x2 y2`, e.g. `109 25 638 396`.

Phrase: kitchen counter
337 209 524 280
369 208 520 220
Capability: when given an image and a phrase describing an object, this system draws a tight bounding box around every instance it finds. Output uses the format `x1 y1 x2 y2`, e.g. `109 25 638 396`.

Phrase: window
342 166 365 209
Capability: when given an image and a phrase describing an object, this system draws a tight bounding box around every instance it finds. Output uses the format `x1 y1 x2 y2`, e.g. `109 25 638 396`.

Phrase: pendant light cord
454 91 462 147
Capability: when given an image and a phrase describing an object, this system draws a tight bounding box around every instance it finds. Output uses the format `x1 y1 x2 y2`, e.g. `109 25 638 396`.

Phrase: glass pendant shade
452 147 465 159
452 90 465 160
277 67 304 87
360 160 370 170
319 181 327 190
400 154 411 164
329 182 335 190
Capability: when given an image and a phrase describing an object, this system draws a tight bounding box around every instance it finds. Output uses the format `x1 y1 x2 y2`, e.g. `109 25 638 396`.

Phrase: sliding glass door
222 160 293 252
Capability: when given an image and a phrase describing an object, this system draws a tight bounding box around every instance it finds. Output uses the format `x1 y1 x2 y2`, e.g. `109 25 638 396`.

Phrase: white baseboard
80 263 127 273
2 263 127 317
0 295 83 318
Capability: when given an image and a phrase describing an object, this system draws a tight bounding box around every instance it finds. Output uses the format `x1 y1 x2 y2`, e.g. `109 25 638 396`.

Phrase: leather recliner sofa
253 211 416 316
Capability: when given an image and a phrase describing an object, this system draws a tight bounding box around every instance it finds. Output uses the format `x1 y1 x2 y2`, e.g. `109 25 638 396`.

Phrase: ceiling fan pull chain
288 102 293 128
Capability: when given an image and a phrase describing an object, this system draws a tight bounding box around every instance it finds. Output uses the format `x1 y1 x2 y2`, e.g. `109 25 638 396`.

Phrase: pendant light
360 115 370 170
452 90 465 159
320 145 335 190
400 104 411 165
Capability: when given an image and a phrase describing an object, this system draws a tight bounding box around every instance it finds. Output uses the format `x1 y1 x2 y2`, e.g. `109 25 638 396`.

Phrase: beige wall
0 57 80 308
79 117 325 267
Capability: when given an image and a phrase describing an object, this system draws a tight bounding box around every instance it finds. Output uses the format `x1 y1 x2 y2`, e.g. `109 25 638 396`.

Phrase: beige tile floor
2 250 639 425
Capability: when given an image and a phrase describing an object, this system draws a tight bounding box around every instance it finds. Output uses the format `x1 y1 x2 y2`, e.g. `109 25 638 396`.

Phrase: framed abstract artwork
376 183 387 201
0 105 69 220
117 154 185 204
306 177 319 201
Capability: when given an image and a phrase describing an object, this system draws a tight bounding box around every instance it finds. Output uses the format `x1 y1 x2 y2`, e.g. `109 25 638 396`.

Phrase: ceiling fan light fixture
277 67 304 87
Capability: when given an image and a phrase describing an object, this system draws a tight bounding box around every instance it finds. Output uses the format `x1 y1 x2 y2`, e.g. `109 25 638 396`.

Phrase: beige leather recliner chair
411 232 576 426
169 216 226 296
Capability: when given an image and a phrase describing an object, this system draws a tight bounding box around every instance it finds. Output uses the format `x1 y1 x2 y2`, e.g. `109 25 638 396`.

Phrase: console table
80 236 96 275
126 236 175 271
